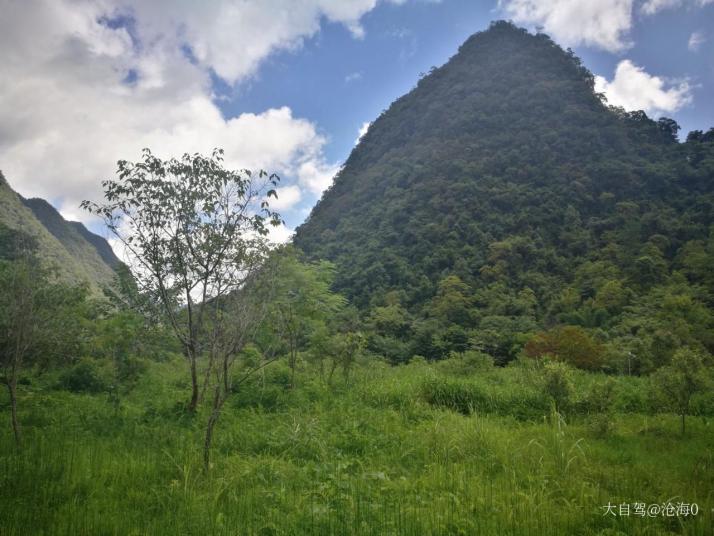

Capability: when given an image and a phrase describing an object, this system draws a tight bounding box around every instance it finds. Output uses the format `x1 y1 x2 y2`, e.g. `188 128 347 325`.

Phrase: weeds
0 357 712 534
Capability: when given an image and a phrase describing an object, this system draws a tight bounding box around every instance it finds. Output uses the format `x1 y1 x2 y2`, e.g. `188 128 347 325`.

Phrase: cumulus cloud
594 60 693 115
267 223 295 244
0 0 393 227
499 0 634 52
269 185 303 211
688 31 706 51
641 0 713 15
125 0 393 83
297 160 341 195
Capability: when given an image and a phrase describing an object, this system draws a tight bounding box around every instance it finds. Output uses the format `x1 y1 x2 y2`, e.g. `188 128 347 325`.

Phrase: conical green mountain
294 21 714 366
0 171 121 292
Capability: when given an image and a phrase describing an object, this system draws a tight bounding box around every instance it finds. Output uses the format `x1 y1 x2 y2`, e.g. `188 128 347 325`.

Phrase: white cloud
356 121 371 144
297 160 341 196
124 0 398 84
641 0 681 13
0 0 395 231
594 60 693 115
641 0 713 15
269 185 303 211
499 0 634 52
267 222 295 244
688 31 706 51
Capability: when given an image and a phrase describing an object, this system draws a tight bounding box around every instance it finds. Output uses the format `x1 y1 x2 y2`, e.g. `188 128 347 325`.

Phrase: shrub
650 347 712 434
542 361 574 413
437 350 494 376
586 376 617 413
586 377 617 436
58 359 107 393
117 356 146 388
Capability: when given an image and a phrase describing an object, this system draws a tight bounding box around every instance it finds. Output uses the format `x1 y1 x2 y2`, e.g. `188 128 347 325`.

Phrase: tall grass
0 357 712 534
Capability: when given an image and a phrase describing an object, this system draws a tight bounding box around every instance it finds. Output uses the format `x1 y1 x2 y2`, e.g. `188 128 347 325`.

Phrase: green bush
437 350 494 376
58 359 107 393
542 361 574 414
117 356 147 387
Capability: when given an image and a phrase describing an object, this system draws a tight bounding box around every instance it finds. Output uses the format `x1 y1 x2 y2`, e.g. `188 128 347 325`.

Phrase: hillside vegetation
1 21 713 536
294 21 714 369
0 172 120 292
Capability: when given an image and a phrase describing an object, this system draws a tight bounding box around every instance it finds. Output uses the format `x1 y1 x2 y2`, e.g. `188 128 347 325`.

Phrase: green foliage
436 350 494 376
264 247 347 385
2 20 714 535
2 354 714 534
293 21 714 369
58 359 108 394
83 147 283 412
0 177 119 293
651 347 712 434
0 253 91 371
586 376 617 436
542 360 575 413
525 325 605 370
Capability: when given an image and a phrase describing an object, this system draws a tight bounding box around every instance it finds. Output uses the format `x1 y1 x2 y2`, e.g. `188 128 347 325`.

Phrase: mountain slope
0 172 120 292
294 21 714 367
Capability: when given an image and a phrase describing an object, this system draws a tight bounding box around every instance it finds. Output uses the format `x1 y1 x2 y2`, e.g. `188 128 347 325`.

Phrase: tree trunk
6 380 20 446
198 352 217 405
188 352 199 412
203 386 222 471
223 357 229 393
681 412 685 436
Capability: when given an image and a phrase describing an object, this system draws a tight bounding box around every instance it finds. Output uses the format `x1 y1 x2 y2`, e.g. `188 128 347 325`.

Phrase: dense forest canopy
294 21 714 369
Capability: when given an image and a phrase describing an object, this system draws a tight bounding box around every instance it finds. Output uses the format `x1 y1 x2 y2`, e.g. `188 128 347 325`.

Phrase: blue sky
1 0 713 244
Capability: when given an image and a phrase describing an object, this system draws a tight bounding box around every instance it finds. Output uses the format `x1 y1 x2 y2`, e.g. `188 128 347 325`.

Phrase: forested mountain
294 21 714 369
0 171 121 291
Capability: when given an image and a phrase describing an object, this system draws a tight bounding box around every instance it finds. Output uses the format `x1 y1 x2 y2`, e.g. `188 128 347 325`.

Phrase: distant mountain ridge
21 196 121 269
0 171 121 292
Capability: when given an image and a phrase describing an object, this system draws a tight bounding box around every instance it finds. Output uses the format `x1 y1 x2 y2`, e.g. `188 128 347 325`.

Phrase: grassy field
1 357 713 535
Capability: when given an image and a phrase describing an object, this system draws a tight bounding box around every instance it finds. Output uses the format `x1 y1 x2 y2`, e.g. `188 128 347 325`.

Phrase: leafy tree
651 347 712 435
318 331 365 385
267 247 346 387
0 228 87 444
201 262 283 470
525 325 605 371
613 279 714 373
426 275 474 326
82 148 281 411
309 305 364 384
657 117 680 142
472 315 536 365
366 299 415 363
